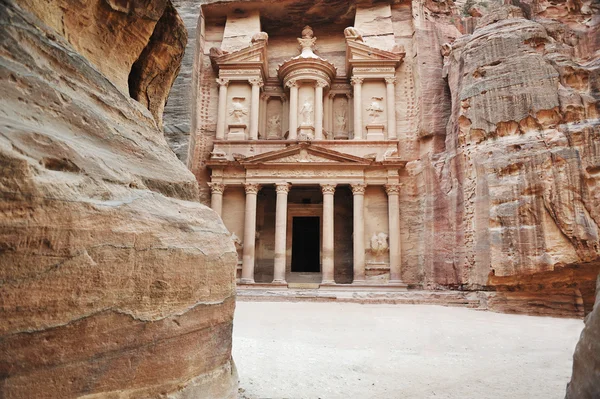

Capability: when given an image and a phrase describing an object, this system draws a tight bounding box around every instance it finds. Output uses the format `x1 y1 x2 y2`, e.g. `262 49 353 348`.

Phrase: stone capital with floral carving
350 183 367 195
286 79 299 88
249 78 264 87
208 182 226 194
320 183 336 194
385 77 397 85
275 183 291 194
244 183 261 194
216 78 229 87
350 76 364 86
384 184 402 195
315 80 329 88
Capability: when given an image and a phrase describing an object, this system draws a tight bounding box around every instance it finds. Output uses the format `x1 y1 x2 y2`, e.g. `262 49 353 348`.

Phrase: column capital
328 92 337 99
249 78 264 87
315 80 329 88
216 78 229 87
286 79 299 88
351 76 364 86
208 182 226 194
345 92 353 99
385 77 397 85
384 183 402 195
350 183 367 195
320 183 336 194
260 92 270 101
275 183 291 194
244 183 261 194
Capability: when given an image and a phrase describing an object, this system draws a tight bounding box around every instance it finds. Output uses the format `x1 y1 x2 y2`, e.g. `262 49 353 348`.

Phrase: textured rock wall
0 1 237 397
566 273 600 398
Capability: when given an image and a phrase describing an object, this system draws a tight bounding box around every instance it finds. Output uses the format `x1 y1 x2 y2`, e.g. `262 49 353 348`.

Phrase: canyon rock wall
566 273 600 398
0 1 237 397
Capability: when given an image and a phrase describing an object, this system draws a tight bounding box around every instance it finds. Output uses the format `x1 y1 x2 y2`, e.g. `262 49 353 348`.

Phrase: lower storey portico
207 142 407 287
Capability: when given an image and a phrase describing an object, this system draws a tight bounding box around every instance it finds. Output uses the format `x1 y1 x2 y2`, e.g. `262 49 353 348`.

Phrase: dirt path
233 302 583 399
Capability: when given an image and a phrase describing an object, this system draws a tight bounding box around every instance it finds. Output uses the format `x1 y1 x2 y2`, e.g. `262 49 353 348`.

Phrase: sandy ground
233 302 584 399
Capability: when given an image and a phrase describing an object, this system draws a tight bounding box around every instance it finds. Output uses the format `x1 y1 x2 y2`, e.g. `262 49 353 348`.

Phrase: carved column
216 78 229 140
346 92 353 139
273 183 291 284
351 184 366 283
385 184 402 284
260 92 269 139
287 80 299 140
327 92 335 138
241 183 261 284
385 77 397 140
351 77 364 140
208 183 225 217
249 78 263 140
314 81 326 140
321 184 336 284
282 96 289 138
324 91 330 138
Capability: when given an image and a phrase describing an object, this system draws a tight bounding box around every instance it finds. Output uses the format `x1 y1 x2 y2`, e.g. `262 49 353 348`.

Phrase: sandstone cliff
0 0 237 397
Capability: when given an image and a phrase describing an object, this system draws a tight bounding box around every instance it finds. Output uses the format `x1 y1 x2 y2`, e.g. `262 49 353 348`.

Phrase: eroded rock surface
0 1 237 397
566 273 600 398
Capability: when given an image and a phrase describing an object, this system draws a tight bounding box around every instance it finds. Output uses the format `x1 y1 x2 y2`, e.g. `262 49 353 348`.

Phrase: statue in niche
268 114 281 137
229 97 248 124
299 100 313 126
370 232 389 256
367 96 384 123
335 106 347 132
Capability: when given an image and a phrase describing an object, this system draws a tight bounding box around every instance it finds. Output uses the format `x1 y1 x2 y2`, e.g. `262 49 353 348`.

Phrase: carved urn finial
301 25 314 39
298 26 317 58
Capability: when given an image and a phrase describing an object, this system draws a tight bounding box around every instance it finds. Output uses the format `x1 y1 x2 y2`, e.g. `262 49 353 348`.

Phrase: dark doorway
291 217 320 272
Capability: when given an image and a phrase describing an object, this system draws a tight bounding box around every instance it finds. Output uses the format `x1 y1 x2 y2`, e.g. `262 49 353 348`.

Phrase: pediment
211 41 268 77
346 40 405 75
240 143 371 166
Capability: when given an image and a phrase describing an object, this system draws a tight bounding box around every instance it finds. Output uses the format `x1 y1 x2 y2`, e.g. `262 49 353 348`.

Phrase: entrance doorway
291 216 320 272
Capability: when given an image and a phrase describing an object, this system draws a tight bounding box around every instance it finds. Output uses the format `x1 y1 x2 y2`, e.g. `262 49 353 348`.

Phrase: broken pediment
345 36 405 76
239 143 372 165
210 39 269 79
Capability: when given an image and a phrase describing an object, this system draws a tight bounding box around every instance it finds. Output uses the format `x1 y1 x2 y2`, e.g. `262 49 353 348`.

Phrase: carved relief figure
367 96 384 123
334 103 347 132
344 26 363 42
299 100 313 126
268 114 281 137
370 232 389 256
229 97 248 124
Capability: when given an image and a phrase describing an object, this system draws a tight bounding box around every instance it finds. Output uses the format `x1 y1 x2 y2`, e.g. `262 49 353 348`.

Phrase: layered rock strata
0 1 237 397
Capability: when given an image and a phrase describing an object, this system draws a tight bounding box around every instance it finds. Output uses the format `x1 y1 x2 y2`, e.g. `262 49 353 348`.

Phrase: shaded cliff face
429 3 600 316
0 1 237 397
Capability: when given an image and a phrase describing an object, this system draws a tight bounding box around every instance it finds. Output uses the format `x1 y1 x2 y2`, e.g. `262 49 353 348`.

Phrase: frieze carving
244 183 261 194
219 69 261 75
350 183 367 194
267 151 337 163
246 169 363 178
353 67 396 73
208 182 226 194
286 68 331 83
320 183 336 194
275 183 291 193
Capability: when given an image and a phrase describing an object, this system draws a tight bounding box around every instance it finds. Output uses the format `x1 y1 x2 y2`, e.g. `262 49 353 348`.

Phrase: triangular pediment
345 40 405 75
240 143 372 166
210 41 268 77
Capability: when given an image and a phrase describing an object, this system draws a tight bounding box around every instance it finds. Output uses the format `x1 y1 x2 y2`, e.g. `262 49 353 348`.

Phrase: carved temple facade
202 3 412 287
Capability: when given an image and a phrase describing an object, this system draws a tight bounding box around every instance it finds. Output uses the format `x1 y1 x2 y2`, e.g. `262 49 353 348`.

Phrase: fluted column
241 183 261 284
321 184 336 284
385 184 402 284
385 77 397 140
273 183 291 284
351 184 366 283
351 77 364 140
314 81 326 140
249 78 263 140
287 80 299 140
216 78 229 140
208 183 225 217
